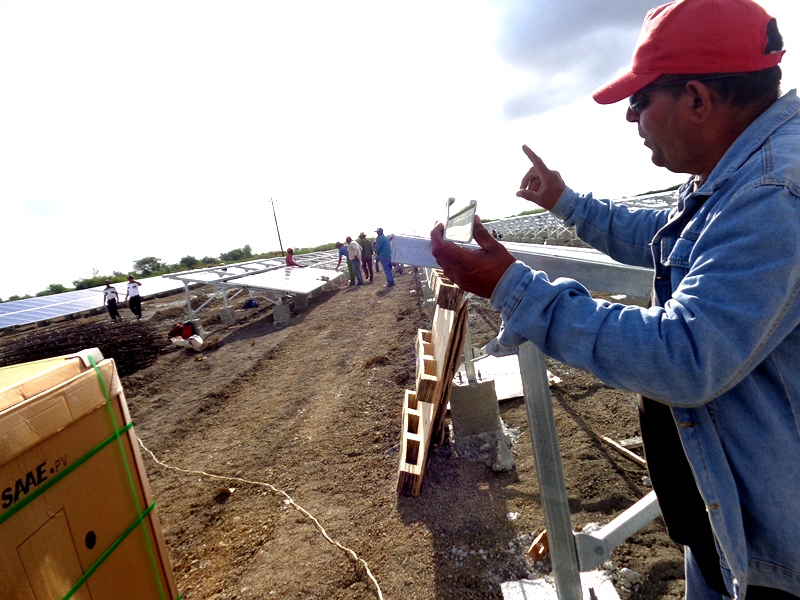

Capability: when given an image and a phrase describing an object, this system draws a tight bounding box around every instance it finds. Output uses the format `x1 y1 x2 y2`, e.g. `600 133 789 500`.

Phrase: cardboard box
0 349 179 600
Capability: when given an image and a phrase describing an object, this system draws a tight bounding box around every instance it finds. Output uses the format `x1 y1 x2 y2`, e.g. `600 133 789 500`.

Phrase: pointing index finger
522 144 549 173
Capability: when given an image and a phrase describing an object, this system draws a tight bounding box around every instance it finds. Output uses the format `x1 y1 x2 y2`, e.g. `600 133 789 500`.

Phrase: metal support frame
574 491 661 571
462 309 478 382
166 258 335 321
518 341 583 600
478 337 661 599
183 282 233 321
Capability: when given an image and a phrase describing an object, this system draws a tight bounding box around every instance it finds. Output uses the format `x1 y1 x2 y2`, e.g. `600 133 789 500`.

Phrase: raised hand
516 145 566 211
430 215 516 298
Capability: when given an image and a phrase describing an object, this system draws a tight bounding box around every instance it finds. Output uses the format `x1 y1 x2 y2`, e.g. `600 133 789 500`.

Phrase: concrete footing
451 378 502 437
273 303 291 324
219 307 235 325
191 319 208 338
292 294 309 310
450 378 516 472
501 569 620 600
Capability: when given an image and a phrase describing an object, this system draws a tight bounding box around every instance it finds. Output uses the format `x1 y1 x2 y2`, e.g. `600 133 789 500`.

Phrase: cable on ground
137 437 384 600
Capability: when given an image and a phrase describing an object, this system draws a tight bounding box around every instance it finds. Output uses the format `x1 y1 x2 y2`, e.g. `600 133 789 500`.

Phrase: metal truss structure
162 251 343 321
488 191 679 246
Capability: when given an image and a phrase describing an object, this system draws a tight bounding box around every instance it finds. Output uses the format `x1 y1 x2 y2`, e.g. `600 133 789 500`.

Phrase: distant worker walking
358 232 374 282
335 241 355 286
374 228 394 287
285 248 304 268
103 280 121 322
125 275 143 320
346 236 364 286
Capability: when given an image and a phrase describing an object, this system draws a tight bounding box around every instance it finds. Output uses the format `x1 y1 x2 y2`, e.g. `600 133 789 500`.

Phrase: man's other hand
516 145 566 211
430 216 516 298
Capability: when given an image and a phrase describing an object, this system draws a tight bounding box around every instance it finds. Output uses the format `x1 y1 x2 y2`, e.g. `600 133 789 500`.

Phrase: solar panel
0 276 186 330
217 267 335 295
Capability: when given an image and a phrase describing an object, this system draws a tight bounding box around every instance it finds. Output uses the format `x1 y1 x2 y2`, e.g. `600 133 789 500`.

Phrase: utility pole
269 197 285 256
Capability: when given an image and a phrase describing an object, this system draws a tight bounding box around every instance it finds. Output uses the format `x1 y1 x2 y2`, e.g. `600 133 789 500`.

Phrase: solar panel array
0 276 186 331
164 252 343 299
213 267 340 295
0 253 344 331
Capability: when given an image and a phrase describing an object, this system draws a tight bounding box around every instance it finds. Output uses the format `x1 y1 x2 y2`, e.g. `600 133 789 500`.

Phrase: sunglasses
628 74 745 113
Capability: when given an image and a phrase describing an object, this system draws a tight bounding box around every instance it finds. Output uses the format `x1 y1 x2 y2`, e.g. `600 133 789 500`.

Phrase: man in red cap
431 1 799 598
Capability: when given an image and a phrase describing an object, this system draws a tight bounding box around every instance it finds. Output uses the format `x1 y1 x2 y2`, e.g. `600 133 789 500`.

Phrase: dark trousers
639 397 800 600
640 397 729 595
363 256 374 280
106 299 121 320
128 295 142 318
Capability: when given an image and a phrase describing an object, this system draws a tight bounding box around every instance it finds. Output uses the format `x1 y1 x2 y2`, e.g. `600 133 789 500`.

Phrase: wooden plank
430 301 468 444
415 371 437 405
397 390 436 496
415 330 436 378
601 435 647 467
430 270 463 311
527 530 549 561
396 274 468 495
619 436 643 450
415 329 433 357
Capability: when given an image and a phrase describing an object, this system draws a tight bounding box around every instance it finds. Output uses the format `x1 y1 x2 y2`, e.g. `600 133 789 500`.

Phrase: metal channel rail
392 235 654 299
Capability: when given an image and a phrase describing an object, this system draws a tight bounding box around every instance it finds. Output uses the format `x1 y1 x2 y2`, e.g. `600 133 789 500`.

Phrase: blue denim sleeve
490 186 800 406
553 188 669 268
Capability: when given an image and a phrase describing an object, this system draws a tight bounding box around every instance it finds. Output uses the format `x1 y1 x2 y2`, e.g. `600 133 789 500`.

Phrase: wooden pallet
396 390 435 496
397 270 468 496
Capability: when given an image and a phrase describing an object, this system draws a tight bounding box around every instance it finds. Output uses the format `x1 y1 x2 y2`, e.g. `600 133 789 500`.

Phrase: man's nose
626 107 639 123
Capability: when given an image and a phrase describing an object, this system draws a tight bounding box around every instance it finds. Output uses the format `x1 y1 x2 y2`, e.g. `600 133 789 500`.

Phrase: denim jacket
491 90 800 597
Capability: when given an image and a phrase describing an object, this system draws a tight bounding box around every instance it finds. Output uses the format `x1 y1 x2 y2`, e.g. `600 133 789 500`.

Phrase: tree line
1 242 333 303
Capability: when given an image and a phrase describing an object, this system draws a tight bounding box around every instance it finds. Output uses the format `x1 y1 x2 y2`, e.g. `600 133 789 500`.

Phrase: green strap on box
0 358 180 599
85 354 177 600
0 422 134 526
62 501 156 599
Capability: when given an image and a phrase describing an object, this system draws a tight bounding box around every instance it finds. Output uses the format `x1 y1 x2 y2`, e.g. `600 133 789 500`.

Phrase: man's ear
684 81 714 123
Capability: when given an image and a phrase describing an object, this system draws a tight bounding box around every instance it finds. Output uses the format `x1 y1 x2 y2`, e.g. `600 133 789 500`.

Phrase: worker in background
346 236 364 286
103 280 122 322
358 232 374 282
374 227 394 287
285 248 304 268
335 241 355 286
124 275 143 321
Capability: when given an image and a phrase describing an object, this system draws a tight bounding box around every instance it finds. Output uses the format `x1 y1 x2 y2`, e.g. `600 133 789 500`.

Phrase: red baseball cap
593 0 784 105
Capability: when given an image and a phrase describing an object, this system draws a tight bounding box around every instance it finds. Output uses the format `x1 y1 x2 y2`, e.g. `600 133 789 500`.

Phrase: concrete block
219 307 235 325
192 319 208 337
423 297 437 319
293 294 309 310
501 569 620 600
322 281 334 292
450 378 501 439
273 303 291 324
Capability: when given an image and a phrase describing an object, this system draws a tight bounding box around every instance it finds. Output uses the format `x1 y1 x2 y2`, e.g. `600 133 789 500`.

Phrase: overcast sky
1 0 798 300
